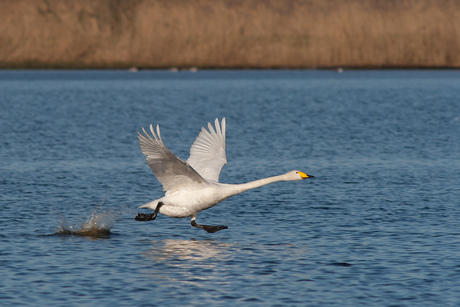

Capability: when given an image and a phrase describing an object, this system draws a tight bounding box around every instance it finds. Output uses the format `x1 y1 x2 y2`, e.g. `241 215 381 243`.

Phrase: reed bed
1 0 459 68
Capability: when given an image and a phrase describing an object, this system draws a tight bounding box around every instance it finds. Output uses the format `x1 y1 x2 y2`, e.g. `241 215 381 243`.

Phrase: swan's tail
138 200 160 209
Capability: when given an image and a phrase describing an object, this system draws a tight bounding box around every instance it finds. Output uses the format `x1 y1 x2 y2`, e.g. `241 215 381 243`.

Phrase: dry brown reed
1 0 459 68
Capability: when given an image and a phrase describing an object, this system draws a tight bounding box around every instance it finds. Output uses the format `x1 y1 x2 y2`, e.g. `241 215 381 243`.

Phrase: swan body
136 118 313 232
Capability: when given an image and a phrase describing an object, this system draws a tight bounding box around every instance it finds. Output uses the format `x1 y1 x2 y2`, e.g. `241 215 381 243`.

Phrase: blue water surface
1 69 460 306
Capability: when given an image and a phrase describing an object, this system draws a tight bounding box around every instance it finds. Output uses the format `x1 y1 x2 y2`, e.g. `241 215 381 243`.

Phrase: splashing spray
57 206 117 238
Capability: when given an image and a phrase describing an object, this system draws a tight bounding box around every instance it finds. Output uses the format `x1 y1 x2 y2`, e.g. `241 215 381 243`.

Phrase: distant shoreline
2 0 460 69
2 66 460 71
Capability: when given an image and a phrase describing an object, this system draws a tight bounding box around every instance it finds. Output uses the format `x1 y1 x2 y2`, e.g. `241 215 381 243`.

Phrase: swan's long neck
226 174 289 196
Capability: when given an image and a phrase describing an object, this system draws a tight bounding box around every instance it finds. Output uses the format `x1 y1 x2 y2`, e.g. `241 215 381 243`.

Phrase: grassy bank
1 0 459 69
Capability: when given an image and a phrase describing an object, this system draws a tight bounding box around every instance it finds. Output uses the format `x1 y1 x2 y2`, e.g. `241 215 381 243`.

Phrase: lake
1 69 459 306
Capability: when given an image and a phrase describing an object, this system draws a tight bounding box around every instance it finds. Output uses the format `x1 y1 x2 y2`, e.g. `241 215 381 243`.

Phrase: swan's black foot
203 225 228 233
135 213 156 221
135 202 163 222
191 220 228 233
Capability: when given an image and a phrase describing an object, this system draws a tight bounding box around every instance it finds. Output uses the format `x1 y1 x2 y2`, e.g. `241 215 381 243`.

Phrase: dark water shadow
329 262 353 267
54 227 112 239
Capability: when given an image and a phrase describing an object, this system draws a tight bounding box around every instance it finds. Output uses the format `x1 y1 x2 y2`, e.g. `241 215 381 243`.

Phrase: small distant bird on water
135 118 314 233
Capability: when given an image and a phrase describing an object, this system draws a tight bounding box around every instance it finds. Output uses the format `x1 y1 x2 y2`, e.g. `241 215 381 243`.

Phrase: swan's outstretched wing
138 124 207 193
187 118 227 183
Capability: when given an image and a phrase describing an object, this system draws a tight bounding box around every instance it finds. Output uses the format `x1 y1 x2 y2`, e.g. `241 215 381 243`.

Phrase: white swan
135 118 313 233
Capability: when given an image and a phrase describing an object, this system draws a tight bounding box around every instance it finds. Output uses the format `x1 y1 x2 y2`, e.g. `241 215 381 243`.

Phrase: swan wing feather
187 118 227 183
138 124 207 192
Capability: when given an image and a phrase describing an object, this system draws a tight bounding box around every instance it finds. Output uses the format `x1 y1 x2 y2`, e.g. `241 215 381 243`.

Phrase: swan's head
287 170 314 181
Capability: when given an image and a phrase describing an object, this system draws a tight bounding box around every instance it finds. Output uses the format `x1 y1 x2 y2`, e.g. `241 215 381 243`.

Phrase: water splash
56 207 118 238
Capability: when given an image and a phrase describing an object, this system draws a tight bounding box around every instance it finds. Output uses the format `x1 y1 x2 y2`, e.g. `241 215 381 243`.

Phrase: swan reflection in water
143 239 234 263
141 239 308 288
141 239 235 285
